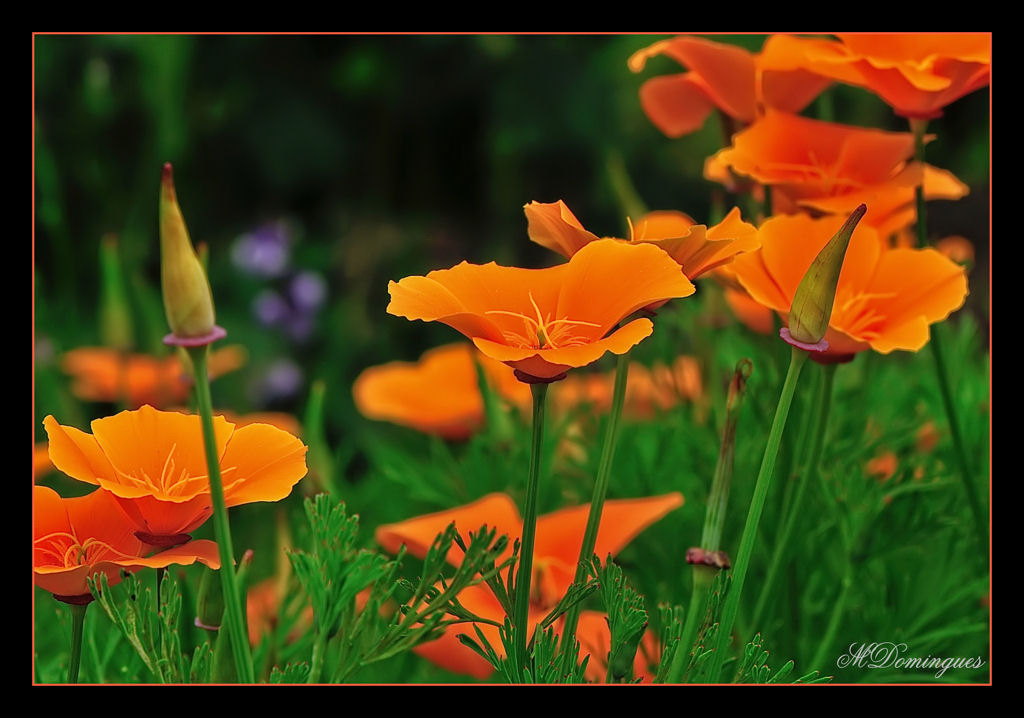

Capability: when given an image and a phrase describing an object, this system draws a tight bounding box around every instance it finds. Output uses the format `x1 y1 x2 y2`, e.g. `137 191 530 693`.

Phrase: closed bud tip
786 205 867 347
159 163 221 345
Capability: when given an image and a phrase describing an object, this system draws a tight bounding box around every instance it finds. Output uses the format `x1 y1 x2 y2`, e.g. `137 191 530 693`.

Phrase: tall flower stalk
188 347 255 683
708 346 807 680
709 206 864 680
559 351 631 656
513 382 549 673
159 163 254 682
667 358 751 683
67 603 88 683
910 119 986 555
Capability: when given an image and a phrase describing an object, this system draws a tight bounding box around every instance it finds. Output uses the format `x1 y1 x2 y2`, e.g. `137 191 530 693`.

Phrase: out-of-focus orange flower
935 236 976 266
731 213 968 361
376 492 683 680
705 110 968 239
866 451 898 482
627 35 831 138
245 577 321 647
525 201 759 283
576 610 660 683
387 240 694 383
61 345 247 409
34 485 219 602
43 405 308 544
553 356 703 419
34 443 54 481
183 409 304 437
352 343 530 439
916 421 941 453
760 33 990 120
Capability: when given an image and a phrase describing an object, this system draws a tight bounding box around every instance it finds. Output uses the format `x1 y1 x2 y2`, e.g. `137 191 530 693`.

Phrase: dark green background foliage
34 34 990 683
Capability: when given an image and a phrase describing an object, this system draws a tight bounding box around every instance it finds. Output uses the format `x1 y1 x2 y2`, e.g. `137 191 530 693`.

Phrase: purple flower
258 358 303 403
253 290 291 326
289 271 327 312
231 221 292 278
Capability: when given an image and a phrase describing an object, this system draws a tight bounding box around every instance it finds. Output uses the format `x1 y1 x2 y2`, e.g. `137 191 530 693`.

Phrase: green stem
67 603 88 683
809 556 853 672
750 363 836 632
667 359 752 683
308 630 328 684
513 381 549 677
560 352 631 655
910 119 986 555
709 347 808 681
188 346 256 683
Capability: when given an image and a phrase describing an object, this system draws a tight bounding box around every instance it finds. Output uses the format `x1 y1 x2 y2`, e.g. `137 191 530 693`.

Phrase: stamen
486 293 600 350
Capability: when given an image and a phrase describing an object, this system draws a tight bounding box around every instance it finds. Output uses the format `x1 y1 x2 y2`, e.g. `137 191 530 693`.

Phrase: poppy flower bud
785 204 867 349
160 163 220 344
195 565 225 632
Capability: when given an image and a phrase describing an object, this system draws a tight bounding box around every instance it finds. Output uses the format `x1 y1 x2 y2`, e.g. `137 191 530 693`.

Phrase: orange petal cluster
352 343 530 439
352 342 703 439
34 485 220 601
61 345 247 409
554 355 703 418
627 35 831 137
525 200 759 282
375 492 683 680
760 33 990 120
44 405 308 543
386 239 695 382
730 213 968 361
705 110 968 240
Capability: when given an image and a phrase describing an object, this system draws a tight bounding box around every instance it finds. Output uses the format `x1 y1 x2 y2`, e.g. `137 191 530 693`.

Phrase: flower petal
88 406 235 500
637 73 718 138
534 493 684 571
353 343 486 439
43 416 118 488
219 423 309 506
472 318 654 380
524 200 602 259
375 493 522 565
555 239 695 335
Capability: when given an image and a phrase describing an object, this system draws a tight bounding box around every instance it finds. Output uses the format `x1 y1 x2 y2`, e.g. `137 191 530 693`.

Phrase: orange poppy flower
61 345 247 409
386 239 695 383
375 491 683 680
627 35 831 138
730 213 968 361
525 200 759 283
34 485 220 602
759 33 990 120
705 110 968 239
43 405 308 545
352 343 531 439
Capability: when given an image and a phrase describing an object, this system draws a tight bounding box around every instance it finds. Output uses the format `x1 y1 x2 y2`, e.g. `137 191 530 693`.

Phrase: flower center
34 531 135 569
486 292 599 350
835 290 898 339
111 442 243 499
